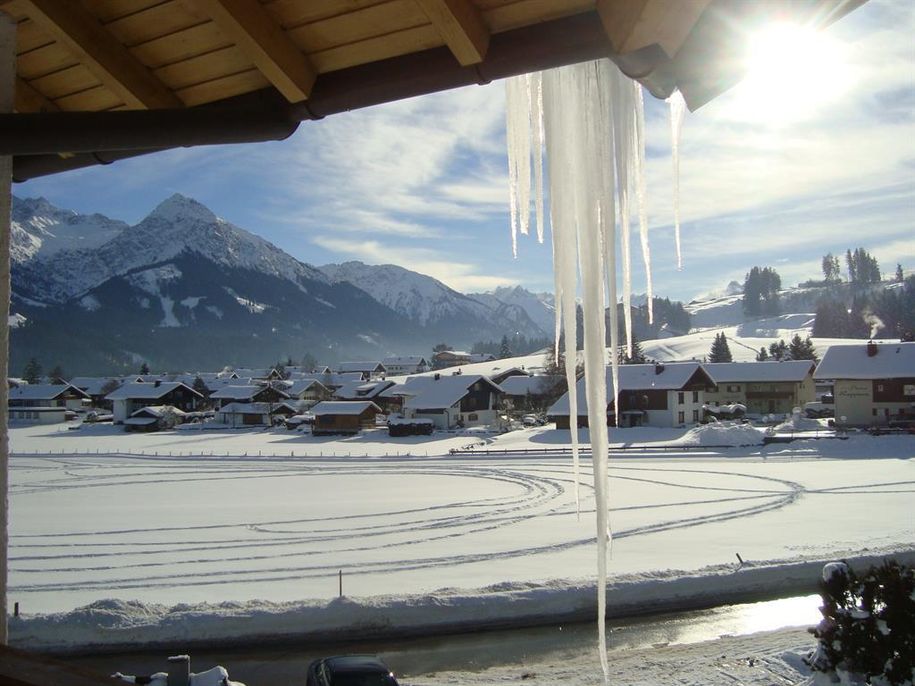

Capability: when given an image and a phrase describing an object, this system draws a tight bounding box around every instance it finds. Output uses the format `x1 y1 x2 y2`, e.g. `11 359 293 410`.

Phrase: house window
872 408 877 416
678 411 685 424
468 413 478 421
692 409 699 422
877 384 884 392
678 392 684 404
727 384 740 393
692 391 699 403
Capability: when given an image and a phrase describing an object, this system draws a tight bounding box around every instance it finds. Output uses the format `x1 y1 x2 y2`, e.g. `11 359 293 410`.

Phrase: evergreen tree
813 299 850 337
301 352 318 372
756 347 770 361
822 253 841 282
498 335 513 359
48 364 65 383
23 357 42 384
192 375 210 399
845 248 857 284
708 332 733 363
620 336 647 364
847 247 881 285
896 263 905 283
768 339 788 361
139 362 150 375
742 266 781 316
432 343 452 354
788 334 818 361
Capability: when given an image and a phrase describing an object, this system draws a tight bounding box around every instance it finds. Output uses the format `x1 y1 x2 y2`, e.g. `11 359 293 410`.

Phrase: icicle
508 58 662 686
634 85 653 325
531 73 546 244
505 76 532 256
668 90 686 270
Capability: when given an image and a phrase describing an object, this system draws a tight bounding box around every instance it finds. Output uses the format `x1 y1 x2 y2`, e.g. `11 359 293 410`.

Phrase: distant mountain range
10 194 552 375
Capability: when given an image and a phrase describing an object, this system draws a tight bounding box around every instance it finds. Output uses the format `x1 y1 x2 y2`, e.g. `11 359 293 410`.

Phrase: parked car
804 401 835 419
521 414 542 427
306 655 399 686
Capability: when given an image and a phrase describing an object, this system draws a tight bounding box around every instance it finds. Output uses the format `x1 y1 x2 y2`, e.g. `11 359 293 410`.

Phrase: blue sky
15 0 915 301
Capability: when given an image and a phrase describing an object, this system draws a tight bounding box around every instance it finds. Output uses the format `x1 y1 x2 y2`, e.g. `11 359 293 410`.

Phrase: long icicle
531 73 546 243
610 69 634 357
634 84 653 325
668 90 686 270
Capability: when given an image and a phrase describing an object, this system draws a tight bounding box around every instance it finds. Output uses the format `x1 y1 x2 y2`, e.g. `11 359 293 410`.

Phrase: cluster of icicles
506 61 685 683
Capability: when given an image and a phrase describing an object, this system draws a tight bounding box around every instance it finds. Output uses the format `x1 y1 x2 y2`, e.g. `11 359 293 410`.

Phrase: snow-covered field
7 423 913 657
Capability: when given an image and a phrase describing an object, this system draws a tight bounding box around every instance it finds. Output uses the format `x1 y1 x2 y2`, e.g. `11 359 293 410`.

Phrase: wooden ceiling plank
53 83 123 110
597 0 709 57
415 0 489 65
309 23 441 73
265 0 390 29
175 67 269 106
288 1 428 55
130 22 231 69
191 0 316 102
14 75 59 111
20 0 183 108
484 0 593 34
15 43 78 80
29 63 99 98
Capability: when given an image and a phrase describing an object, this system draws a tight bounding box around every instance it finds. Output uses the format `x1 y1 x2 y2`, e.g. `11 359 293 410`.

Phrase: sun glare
725 22 852 124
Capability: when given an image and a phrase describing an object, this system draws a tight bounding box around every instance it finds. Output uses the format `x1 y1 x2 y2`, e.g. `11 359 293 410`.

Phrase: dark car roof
323 655 391 674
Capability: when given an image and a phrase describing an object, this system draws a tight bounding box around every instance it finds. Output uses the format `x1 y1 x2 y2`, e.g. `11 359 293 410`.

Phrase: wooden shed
311 400 381 435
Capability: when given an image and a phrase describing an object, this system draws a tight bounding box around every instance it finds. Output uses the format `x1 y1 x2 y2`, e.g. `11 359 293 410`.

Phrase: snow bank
12 549 914 654
677 422 766 447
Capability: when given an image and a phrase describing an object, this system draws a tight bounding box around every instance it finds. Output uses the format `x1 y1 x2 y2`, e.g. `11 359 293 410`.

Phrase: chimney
166 655 190 686
866 341 878 357
154 379 161 387
654 363 665 375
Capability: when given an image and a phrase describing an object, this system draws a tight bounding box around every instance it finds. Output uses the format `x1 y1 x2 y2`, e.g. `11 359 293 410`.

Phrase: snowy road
8 425 914 621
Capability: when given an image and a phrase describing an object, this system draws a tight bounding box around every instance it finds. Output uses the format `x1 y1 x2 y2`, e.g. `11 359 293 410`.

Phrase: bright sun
725 22 852 123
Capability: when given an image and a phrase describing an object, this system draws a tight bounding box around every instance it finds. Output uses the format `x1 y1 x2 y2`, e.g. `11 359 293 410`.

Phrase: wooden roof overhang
0 0 866 181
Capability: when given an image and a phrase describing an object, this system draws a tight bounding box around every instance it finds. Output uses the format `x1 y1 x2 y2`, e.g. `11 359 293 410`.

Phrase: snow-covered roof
499 375 558 396
9 383 89 401
548 363 709 416
814 342 915 380
129 405 185 419
106 381 200 400
334 379 394 400
382 356 428 366
68 376 122 395
217 402 295 414
704 360 815 384
123 417 159 426
403 374 502 410
210 384 287 400
337 361 386 373
283 378 328 396
311 400 381 416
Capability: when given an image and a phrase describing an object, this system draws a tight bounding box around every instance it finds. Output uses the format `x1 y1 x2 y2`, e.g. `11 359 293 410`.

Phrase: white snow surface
8 424 914 657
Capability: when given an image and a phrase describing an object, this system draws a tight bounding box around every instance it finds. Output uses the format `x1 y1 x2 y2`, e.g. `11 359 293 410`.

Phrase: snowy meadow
7 423 913 651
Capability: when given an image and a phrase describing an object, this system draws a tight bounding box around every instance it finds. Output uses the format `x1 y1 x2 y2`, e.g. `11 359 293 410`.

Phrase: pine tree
498 335 512 359
896 264 905 283
769 339 788 361
48 364 65 383
787 334 817 361
23 357 42 384
756 347 769 361
139 362 150 375
192 375 210 398
621 336 647 364
708 332 733 363
822 253 841 282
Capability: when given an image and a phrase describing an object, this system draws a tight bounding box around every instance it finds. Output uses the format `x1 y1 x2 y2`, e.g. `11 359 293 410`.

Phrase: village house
215 401 298 428
703 360 817 416
548 362 714 429
400 373 503 429
8 383 91 424
124 405 185 432
209 384 289 409
814 341 915 427
106 381 204 424
382 356 430 376
311 400 382 435
280 378 333 407
431 350 496 370
8 384 91 424
336 361 387 380
499 374 562 414
68 376 123 408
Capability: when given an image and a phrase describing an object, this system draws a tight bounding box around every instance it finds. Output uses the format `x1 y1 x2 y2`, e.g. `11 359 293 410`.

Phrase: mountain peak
147 194 217 225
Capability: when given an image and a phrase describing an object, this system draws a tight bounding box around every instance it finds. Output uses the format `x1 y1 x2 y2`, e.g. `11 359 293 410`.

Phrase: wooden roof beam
192 0 316 103
597 0 710 58
415 0 489 66
15 76 58 112
20 0 182 109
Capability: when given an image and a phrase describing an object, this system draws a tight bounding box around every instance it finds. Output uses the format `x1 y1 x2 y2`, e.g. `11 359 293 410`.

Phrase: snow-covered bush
806 560 914 685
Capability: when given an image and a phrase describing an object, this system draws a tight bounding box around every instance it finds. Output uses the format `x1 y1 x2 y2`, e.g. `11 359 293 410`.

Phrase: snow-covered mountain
12 196 127 264
468 285 555 334
320 261 547 340
10 195 548 374
14 194 328 304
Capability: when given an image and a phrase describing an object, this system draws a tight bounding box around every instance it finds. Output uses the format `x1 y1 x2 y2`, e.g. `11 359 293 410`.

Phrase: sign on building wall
904 384 915 397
